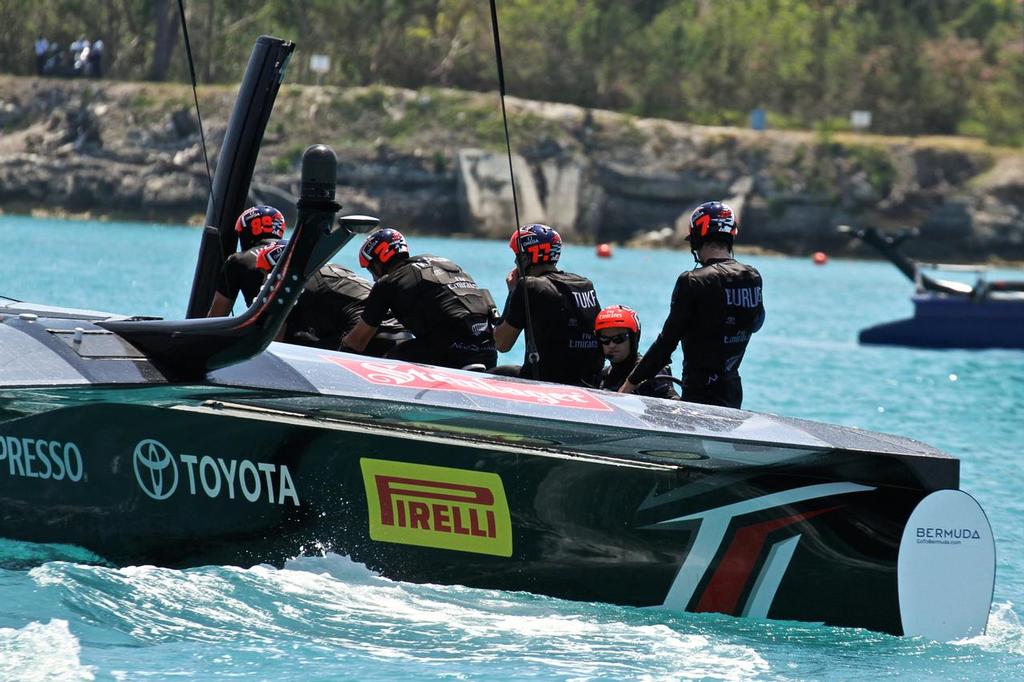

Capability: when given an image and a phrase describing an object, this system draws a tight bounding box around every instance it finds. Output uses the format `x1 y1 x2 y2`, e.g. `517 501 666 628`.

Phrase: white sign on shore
850 110 872 130
309 54 330 74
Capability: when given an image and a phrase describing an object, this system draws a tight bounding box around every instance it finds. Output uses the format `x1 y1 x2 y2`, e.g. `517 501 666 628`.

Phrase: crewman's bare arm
342 319 379 353
207 292 234 317
493 321 521 353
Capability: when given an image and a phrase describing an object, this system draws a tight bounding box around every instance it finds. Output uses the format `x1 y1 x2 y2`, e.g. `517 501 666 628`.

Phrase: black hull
0 374 978 636
0 269 996 640
861 295 1024 349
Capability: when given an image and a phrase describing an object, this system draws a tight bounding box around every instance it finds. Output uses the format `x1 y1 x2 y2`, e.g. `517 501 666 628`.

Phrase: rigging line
177 0 213 197
177 0 229 314
488 0 521 229
489 0 540 379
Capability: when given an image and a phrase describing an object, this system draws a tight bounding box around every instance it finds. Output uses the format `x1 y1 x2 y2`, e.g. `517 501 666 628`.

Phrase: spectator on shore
89 39 104 78
34 36 49 75
42 42 64 77
72 38 90 77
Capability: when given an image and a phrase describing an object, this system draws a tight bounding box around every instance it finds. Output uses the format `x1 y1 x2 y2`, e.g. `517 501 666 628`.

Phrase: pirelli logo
360 459 512 557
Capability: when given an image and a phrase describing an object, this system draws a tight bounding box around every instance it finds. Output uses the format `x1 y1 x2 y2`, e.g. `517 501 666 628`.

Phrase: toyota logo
133 439 178 500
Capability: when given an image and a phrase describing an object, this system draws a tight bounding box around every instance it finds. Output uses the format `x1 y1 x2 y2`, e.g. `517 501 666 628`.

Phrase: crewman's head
686 201 737 260
508 223 562 272
235 205 286 250
595 305 641 364
358 227 409 280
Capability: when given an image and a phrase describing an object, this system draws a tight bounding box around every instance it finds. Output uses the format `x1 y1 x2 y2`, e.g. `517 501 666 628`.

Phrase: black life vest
409 255 498 336
542 271 601 354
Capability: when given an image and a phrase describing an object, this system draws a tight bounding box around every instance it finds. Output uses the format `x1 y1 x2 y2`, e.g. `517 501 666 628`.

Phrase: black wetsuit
599 353 677 399
283 264 409 356
628 257 764 409
216 243 408 356
216 239 284 306
500 270 603 386
361 255 498 369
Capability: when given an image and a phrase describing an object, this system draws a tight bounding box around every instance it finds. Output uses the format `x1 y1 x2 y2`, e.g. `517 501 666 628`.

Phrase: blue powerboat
844 226 1024 349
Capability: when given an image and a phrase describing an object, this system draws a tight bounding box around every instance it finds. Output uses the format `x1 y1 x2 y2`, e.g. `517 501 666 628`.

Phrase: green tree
1 0 1022 145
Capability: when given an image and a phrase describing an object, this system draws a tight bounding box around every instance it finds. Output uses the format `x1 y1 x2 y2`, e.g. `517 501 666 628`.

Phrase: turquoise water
2 215 1024 680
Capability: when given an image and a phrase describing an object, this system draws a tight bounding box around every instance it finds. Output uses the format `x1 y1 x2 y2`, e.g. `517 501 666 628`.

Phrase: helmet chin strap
689 231 704 265
691 239 732 266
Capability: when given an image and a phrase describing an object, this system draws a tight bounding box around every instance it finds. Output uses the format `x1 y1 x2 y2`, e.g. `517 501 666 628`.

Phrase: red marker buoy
813 251 828 265
596 243 613 258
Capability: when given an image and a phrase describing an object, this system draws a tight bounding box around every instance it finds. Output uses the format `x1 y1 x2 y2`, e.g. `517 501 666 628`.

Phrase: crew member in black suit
594 305 676 399
492 223 603 386
207 205 408 356
343 227 498 369
619 201 764 408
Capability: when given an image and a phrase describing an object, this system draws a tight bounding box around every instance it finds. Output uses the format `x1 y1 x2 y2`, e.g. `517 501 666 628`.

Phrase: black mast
185 36 294 318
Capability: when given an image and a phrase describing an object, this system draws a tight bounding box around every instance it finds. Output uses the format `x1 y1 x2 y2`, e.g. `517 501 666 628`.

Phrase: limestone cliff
1 76 1021 261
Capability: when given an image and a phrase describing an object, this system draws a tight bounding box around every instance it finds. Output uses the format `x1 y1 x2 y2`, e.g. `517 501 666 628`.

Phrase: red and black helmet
687 201 737 250
359 228 409 269
509 223 562 266
235 205 286 249
594 305 640 335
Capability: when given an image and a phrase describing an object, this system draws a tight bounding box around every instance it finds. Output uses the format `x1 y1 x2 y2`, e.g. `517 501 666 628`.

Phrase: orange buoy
596 243 613 258
813 251 828 265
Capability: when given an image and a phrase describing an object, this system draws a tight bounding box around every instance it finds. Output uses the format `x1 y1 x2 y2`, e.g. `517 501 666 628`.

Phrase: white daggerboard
897 489 995 640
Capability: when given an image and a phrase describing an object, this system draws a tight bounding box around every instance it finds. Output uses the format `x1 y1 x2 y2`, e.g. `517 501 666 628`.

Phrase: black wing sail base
102 146 377 381
186 36 295 319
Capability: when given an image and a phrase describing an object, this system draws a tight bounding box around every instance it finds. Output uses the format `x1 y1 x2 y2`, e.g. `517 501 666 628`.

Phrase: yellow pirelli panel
360 458 512 557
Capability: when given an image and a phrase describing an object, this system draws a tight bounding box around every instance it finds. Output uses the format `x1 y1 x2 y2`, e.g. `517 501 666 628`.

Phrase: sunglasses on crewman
598 332 629 345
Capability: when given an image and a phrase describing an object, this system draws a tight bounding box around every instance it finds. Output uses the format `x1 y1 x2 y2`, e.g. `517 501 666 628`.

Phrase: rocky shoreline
1 75 1022 262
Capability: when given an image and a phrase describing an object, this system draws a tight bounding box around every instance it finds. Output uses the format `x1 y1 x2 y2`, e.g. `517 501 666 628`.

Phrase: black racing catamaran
0 36 995 641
